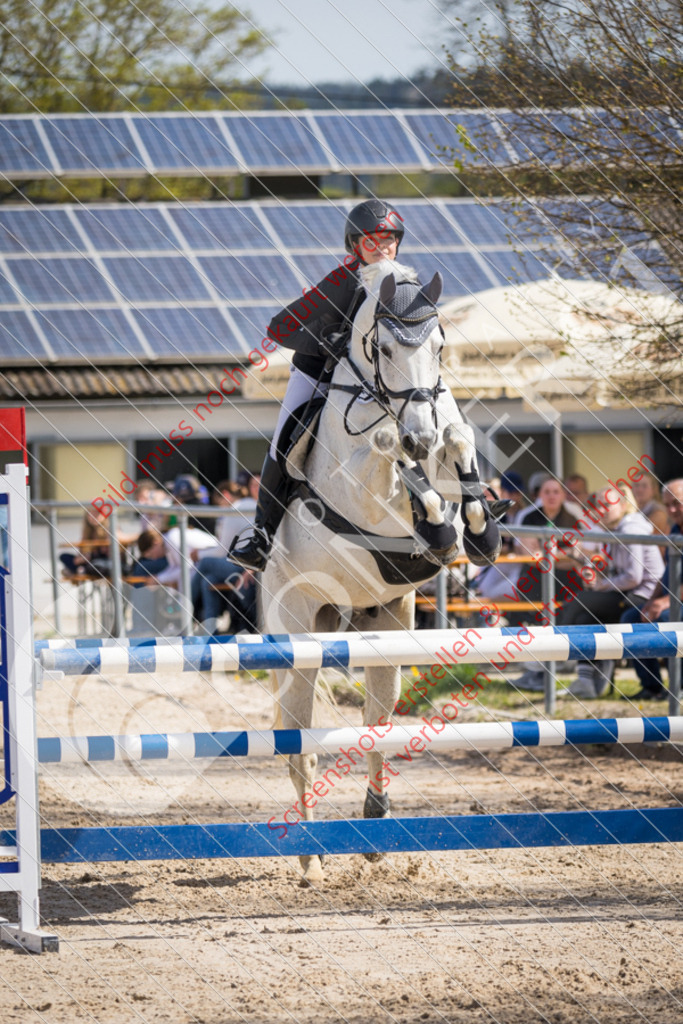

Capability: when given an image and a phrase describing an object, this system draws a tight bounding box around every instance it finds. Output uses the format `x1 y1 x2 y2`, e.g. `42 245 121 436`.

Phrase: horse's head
351 263 444 463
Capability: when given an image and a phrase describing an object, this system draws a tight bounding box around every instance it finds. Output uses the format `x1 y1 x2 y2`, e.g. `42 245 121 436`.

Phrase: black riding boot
229 455 289 571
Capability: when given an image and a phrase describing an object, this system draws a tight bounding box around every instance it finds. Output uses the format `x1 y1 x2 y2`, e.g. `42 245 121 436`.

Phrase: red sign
0 408 27 466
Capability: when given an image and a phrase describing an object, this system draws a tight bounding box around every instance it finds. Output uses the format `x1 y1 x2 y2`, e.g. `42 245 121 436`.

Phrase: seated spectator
563 474 590 509
631 474 669 539
620 478 683 700
527 470 551 506
514 477 586 689
60 509 134 578
154 522 217 588
167 475 215 534
562 488 664 698
135 480 171 531
500 471 527 519
497 471 527 554
192 474 260 634
128 529 169 585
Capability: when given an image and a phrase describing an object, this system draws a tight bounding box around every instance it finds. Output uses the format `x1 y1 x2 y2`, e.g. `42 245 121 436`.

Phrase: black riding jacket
267 256 363 377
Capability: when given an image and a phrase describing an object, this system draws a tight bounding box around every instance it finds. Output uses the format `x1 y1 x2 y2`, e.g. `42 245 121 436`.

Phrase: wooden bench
416 552 542 622
415 596 543 615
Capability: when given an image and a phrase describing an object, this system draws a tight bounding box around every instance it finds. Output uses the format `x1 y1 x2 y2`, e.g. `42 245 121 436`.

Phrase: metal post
434 570 449 630
551 415 564 481
47 508 61 636
668 546 682 717
179 511 193 637
108 507 125 638
541 562 556 714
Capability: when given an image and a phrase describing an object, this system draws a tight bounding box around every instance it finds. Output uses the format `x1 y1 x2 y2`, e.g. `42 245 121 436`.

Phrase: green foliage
0 0 268 112
438 0 683 399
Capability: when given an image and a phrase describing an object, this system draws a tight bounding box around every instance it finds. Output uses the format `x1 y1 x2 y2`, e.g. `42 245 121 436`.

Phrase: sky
238 0 452 87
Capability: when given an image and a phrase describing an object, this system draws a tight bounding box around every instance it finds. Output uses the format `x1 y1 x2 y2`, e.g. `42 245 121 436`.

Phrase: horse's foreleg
277 666 325 886
359 597 412 857
443 422 501 566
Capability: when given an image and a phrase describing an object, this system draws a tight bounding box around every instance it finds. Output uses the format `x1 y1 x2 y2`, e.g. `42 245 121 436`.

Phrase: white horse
262 259 499 884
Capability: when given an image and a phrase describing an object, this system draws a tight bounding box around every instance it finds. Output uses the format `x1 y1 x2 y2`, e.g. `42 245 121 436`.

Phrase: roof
0 363 236 401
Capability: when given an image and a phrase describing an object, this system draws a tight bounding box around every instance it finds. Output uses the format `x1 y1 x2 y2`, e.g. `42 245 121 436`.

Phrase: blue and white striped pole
38 625 683 677
36 716 683 765
34 620 683 654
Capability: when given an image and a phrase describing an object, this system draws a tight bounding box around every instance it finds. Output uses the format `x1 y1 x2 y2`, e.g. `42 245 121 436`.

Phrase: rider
229 199 404 572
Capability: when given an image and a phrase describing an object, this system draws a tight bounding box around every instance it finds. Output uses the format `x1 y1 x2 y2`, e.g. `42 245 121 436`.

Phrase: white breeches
269 367 330 458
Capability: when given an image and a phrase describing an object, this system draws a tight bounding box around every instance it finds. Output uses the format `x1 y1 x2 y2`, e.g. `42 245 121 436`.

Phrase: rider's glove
319 324 349 364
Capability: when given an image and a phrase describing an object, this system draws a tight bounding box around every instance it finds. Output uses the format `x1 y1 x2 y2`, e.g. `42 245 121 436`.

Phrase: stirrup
229 527 272 572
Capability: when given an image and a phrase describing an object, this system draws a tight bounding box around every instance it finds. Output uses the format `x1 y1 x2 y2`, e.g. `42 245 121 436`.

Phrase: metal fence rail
32 501 683 715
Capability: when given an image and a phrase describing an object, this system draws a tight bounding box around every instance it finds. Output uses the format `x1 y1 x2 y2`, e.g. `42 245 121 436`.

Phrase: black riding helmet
344 199 404 259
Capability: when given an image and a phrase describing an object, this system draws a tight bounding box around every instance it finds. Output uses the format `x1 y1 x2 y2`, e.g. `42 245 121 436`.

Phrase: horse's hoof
299 855 324 887
463 518 502 567
363 788 390 819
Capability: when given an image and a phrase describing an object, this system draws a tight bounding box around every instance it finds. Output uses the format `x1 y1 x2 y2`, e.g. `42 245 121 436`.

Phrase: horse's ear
378 273 396 307
423 272 443 305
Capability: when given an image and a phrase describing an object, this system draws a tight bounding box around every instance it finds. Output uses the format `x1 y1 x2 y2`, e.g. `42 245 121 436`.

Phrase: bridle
330 292 447 437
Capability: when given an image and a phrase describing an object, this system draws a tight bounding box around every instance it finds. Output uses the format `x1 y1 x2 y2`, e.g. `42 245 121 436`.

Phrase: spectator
191 474 261 634
155 521 217 588
500 471 527 521
493 470 526 556
564 474 590 509
562 488 664 698
135 480 171 531
60 508 134 578
527 471 551 505
211 479 244 507
128 529 169 585
620 478 683 700
169 475 215 533
514 477 586 690
631 474 669 538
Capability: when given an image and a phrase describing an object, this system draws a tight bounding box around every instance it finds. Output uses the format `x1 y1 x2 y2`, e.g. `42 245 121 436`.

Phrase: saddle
275 397 326 482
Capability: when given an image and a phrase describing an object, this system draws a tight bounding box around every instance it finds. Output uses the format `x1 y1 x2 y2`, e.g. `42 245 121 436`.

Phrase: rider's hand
318 325 348 362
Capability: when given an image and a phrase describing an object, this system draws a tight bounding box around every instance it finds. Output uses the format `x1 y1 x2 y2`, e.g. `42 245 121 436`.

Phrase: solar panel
405 112 508 168
581 108 682 162
227 115 331 170
135 116 238 171
0 119 52 175
315 114 421 169
227 305 280 347
197 255 300 302
497 111 586 165
43 117 144 173
170 205 271 251
76 207 177 252
408 251 493 298
0 310 49 360
538 198 649 248
34 308 146 360
290 253 348 294
443 202 530 247
483 249 553 286
0 269 19 304
0 208 83 254
104 256 210 303
132 306 243 357
263 202 347 251
7 257 115 304
400 202 463 248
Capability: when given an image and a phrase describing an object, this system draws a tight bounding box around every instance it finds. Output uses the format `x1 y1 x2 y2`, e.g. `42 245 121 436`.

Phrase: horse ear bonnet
376 275 440 346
